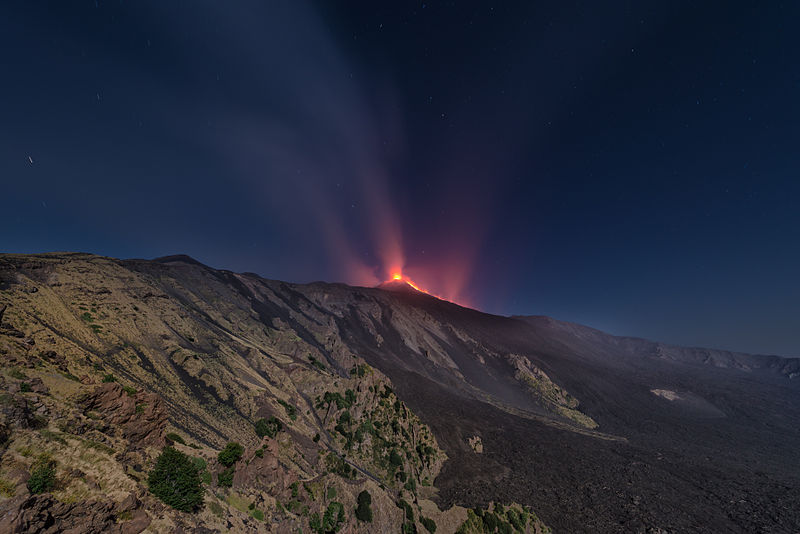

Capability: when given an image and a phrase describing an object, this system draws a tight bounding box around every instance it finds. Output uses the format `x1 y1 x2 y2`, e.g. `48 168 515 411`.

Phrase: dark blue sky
2 1 799 356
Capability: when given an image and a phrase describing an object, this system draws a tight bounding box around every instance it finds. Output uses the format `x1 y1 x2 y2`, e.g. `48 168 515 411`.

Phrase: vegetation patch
27 454 56 494
148 447 204 512
166 432 186 445
218 442 243 466
254 416 282 438
310 501 345 534
355 490 373 522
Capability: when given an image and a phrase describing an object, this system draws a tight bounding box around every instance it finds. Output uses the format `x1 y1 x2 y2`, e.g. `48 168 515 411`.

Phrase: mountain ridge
0 252 798 533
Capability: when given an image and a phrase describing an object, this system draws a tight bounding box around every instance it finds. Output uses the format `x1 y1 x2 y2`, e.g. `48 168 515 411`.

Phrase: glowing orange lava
386 272 444 300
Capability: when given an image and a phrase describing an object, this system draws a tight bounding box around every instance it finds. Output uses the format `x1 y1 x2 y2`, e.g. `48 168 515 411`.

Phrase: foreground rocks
0 493 150 534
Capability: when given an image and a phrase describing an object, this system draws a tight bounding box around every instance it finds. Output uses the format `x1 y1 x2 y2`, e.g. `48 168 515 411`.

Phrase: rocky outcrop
0 493 149 534
81 383 167 447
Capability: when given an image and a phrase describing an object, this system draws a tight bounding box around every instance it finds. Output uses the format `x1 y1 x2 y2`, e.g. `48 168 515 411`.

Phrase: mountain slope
0 252 798 533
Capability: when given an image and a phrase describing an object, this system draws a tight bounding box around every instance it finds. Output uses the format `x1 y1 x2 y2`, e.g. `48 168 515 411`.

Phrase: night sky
2 1 799 356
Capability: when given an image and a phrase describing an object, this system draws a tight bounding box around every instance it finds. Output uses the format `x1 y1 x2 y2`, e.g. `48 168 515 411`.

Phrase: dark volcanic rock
0 494 120 534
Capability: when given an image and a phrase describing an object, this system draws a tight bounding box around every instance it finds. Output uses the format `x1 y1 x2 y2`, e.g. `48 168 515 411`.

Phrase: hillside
0 252 799 532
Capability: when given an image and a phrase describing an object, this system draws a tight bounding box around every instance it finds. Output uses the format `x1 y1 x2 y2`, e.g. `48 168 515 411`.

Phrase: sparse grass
83 439 114 455
209 500 223 517
251 508 265 521
0 477 16 497
117 510 133 521
9 368 27 380
39 429 67 445
226 492 249 513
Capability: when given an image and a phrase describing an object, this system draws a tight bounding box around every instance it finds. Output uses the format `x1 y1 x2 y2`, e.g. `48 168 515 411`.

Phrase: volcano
1 252 799 533
376 278 419 293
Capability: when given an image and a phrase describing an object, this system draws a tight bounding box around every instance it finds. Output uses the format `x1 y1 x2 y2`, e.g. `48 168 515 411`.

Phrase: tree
355 490 373 522
148 447 204 512
218 442 244 466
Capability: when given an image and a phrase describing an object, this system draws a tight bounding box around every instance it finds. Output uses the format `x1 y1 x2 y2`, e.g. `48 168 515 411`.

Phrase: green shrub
254 417 282 438
20 382 31 393
251 508 264 521
421 516 437 533
166 432 186 445
308 355 327 371
324 454 355 479
310 501 345 533
122 385 137 396
27 454 56 494
313 433 320 443
277 399 297 421
355 490 372 522
147 447 204 512
217 466 234 487
398 499 414 521
102 374 116 383
255 447 264 458
218 442 243 466
389 450 403 467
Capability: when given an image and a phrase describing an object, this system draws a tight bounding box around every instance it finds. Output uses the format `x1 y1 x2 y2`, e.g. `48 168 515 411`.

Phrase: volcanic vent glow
384 271 449 301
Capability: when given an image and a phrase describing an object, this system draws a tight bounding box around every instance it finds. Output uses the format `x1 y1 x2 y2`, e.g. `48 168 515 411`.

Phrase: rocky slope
1 252 799 533
0 253 551 534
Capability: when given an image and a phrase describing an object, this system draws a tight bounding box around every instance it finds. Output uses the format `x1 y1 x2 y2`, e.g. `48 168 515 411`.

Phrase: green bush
217 466 234 487
166 432 186 445
27 454 56 494
102 374 116 383
355 490 372 522
218 442 243 466
251 508 264 521
255 447 264 458
398 499 414 521
310 501 345 533
309 355 327 371
277 399 297 421
421 516 437 533
147 447 204 512
254 417 283 439
20 382 31 393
